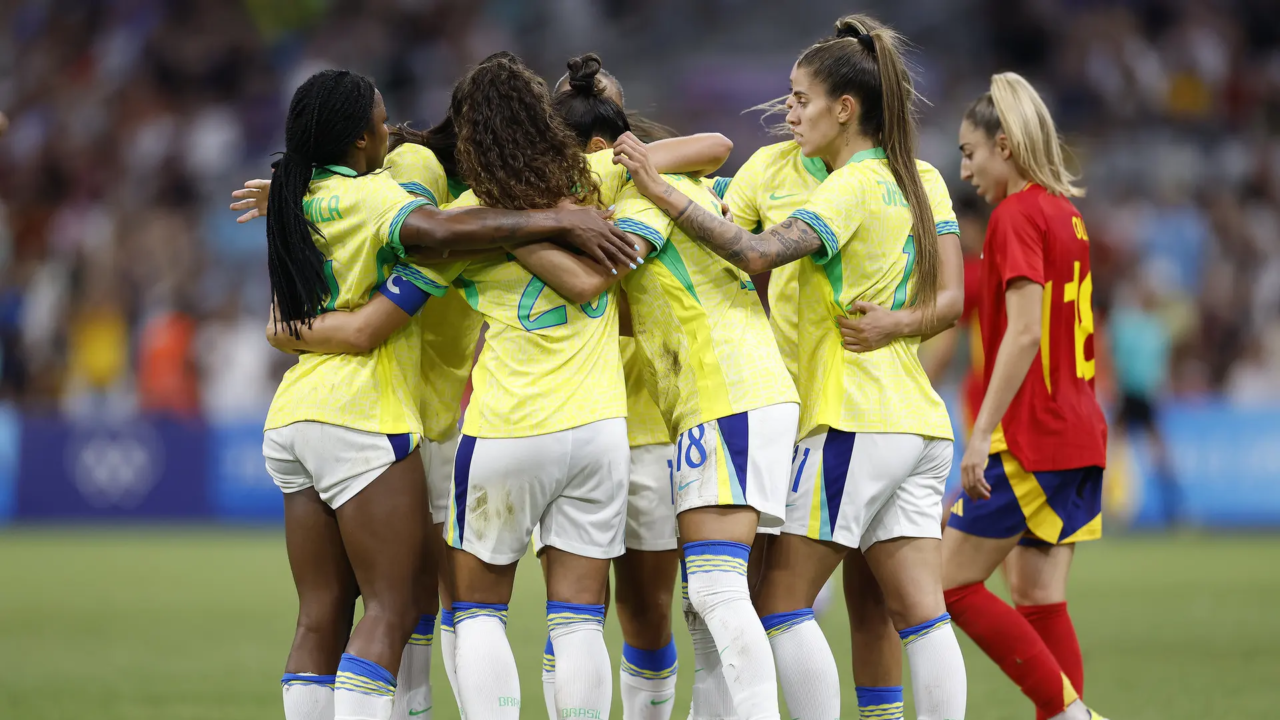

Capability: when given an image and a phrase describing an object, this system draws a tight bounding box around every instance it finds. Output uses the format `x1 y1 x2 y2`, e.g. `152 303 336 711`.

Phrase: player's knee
616 590 673 646
360 592 420 636
1009 580 1066 606
296 589 357 640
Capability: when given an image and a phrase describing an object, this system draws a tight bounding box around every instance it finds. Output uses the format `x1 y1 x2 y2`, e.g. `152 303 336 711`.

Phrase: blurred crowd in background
2 0 1279 421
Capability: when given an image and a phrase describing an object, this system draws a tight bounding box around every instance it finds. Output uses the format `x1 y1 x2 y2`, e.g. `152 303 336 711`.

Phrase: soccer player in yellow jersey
259 69 635 720
616 15 969 720
727 83 969 720
252 56 734 720
530 62 799 720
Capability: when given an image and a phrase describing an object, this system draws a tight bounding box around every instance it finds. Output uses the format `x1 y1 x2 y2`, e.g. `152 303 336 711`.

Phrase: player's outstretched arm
614 135 820 275
266 293 413 355
399 203 640 270
643 132 733 178
837 231 964 352
508 234 651 305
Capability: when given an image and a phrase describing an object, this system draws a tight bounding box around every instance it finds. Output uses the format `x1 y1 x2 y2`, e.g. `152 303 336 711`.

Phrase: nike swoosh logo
408 708 431 716
677 480 697 492
785 503 798 508
650 697 673 706
769 192 798 201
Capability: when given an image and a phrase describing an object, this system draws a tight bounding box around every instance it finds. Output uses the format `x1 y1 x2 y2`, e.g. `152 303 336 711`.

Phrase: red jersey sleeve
990 197 1046 287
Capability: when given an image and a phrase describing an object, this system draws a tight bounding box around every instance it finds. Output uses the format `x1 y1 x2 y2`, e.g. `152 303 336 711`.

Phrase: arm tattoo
664 189 823 273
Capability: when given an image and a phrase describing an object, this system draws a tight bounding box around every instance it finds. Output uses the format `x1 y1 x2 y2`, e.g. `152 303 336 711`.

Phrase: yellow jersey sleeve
788 165 870 265
382 143 450 208
920 161 960 237
587 149 629 208
612 180 676 256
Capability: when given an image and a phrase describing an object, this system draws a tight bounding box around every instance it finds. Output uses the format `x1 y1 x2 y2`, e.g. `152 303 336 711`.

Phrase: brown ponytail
798 14 939 327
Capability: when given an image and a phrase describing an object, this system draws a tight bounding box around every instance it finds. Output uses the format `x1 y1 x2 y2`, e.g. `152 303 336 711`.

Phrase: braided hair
267 69 376 338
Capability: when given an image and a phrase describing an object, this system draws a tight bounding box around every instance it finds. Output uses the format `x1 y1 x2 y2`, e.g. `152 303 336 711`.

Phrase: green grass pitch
1 529 1276 719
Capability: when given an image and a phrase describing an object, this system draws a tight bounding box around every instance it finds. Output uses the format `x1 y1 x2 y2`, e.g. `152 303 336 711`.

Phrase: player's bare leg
614 549 680 718
283 487 359 720
754 533 846 720
864 537 966 720
336 457 430 719
679 506 779 720
391 494 440 720
843 548 905 719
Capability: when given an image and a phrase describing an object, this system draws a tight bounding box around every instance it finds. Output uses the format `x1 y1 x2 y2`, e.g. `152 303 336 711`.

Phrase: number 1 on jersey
890 235 917 311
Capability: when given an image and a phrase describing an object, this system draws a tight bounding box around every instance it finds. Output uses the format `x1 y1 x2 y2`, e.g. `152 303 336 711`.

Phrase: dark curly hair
453 52 596 210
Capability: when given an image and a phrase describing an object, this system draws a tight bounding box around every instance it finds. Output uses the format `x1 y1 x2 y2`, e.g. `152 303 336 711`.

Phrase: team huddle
231 12 1110 720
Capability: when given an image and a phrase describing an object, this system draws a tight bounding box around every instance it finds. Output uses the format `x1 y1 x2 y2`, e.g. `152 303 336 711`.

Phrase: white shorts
673 402 799 529
421 432 460 525
446 418 629 566
625 443 677 551
783 430 952 550
263 422 421 509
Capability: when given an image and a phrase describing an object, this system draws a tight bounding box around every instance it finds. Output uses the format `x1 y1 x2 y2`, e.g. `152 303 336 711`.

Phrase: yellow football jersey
725 141 826 384
621 336 670 446
382 143 484 442
615 175 798 437
265 165 450 435
789 147 958 440
586 148 629 208
436 190 626 438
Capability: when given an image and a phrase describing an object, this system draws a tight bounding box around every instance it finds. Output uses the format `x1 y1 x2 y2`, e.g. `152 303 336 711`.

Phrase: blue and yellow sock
541 635 557 720
546 602 610 718
898 612 952 648
763 609 840 720
452 601 509 627
335 653 396 719
335 653 396 698
409 614 435 647
760 608 815 639
281 673 336 720
856 685 905 720
620 638 679 718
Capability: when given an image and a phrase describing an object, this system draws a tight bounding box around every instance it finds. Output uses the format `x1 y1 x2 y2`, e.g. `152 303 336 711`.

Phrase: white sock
1048 700 1093 720
900 613 967 720
547 602 612 719
683 541 778 720
453 603 520 719
439 611 463 717
761 609 840 720
542 636 558 720
686 609 736 720
390 615 435 720
282 674 335 720
335 654 396 720
619 640 678 720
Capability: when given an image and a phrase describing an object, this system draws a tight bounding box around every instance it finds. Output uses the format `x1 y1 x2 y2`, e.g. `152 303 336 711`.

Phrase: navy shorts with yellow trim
948 452 1103 545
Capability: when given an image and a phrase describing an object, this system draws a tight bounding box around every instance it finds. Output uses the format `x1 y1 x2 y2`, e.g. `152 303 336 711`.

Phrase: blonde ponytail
968 72 1084 197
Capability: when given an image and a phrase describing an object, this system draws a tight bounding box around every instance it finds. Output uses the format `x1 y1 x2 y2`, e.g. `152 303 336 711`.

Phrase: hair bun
567 53 603 94
834 16 869 39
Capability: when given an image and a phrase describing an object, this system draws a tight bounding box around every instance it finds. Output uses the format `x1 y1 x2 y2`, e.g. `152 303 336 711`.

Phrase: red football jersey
978 183 1107 471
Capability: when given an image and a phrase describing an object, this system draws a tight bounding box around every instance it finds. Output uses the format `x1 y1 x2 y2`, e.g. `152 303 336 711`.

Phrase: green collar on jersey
801 146 887 182
312 164 358 180
447 175 470 202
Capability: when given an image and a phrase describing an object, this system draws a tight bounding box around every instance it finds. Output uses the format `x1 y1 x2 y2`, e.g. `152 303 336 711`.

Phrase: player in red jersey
942 73 1109 720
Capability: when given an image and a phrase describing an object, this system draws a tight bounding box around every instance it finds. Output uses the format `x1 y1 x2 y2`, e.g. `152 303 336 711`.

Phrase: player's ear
995 131 1012 161
354 131 368 150
837 95 857 126
587 136 609 153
